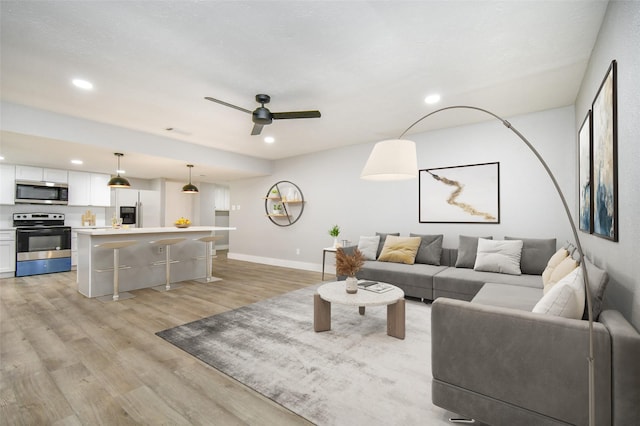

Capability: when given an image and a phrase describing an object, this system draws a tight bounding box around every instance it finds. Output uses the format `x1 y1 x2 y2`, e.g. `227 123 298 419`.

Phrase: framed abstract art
578 110 592 233
591 60 618 241
419 162 500 224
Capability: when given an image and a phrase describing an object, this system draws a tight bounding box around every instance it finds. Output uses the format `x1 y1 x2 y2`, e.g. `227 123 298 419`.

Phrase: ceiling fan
205 94 321 136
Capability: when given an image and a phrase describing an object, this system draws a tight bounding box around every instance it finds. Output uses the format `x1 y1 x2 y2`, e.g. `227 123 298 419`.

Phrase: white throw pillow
357 235 380 260
532 267 585 319
473 238 523 275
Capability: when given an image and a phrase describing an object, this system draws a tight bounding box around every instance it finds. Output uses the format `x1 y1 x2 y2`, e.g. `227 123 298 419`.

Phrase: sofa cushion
455 235 493 269
472 283 542 311
433 267 542 301
474 238 523 275
375 232 400 258
357 260 447 300
377 235 421 265
583 257 609 320
532 267 585 319
545 257 578 294
357 235 380 260
505 236 556 275
410 233 443 266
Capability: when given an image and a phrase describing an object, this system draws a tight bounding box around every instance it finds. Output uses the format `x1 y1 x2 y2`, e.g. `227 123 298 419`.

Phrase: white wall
229 106 576 273
574 0 640 329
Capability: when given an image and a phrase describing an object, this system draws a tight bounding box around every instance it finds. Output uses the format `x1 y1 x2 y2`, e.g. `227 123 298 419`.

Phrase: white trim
228 252 323 273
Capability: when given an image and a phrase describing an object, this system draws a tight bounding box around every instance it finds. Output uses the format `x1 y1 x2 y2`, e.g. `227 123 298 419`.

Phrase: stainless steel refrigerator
113 188 161 228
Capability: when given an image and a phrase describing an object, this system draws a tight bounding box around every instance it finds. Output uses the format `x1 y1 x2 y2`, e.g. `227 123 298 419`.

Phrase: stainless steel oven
14 213 72 277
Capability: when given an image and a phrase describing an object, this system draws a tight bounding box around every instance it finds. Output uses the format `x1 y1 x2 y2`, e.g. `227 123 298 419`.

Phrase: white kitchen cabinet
15 165 67 183
90 173 111 206
15 165 43 181
0 230 16 275
68 171 111 206
43 168 68 183
0 164 16 205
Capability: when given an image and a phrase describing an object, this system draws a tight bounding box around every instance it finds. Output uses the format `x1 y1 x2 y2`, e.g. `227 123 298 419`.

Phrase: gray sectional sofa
343 234 640 426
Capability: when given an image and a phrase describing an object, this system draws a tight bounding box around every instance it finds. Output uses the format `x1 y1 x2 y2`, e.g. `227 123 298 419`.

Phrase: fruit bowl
175 224 190 228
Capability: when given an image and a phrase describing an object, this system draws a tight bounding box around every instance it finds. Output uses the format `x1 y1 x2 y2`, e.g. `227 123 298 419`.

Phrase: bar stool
149 238 186 291
94 240 138 302
195 235 223 283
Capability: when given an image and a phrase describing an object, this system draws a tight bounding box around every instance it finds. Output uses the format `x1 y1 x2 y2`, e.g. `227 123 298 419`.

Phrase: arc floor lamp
361 105 595 426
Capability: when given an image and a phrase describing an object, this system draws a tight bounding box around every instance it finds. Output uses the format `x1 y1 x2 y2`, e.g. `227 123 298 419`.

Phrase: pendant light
107 153 131 188
182 164 199 193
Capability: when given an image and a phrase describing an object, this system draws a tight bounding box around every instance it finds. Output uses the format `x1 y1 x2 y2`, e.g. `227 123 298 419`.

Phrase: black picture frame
419 162 500 224
578 110 593 233
591 60 618 241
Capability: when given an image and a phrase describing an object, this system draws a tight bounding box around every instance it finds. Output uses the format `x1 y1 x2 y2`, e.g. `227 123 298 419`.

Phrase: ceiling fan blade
271 110 321 120
204 97 252 114
251 123 264 135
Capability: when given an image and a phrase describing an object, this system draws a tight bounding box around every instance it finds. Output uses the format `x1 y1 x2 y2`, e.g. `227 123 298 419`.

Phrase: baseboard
227 252 323 273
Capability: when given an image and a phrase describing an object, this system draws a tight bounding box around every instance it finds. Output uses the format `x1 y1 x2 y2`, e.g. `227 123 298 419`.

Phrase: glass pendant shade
360 139 418 181
182 164 199 193
107 153 131 187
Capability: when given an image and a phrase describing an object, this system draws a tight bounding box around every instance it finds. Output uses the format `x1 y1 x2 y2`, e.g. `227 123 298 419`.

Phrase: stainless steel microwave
15 180 69 205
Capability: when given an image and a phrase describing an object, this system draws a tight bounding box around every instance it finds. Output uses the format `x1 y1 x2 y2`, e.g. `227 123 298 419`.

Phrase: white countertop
75 226 235 236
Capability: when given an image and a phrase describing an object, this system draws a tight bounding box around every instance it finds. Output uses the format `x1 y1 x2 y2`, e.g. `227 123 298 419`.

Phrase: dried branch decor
335 248 365 277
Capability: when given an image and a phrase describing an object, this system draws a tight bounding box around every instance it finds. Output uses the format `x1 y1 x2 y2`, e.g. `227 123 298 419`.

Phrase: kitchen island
76 226 235 298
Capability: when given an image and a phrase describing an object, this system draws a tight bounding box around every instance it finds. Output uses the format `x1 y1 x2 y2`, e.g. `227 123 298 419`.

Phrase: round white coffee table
314 281 405 339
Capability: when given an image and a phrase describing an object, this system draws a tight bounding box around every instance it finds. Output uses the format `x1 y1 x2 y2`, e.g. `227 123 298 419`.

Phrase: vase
345 276 358 294
333 237 340 248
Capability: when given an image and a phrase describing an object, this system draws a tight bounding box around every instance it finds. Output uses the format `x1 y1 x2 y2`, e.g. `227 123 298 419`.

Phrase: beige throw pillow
544 256 578 294
542 248 569 287
377 236 421 265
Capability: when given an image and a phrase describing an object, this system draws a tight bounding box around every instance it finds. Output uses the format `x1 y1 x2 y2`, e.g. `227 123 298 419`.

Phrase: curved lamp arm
399 105 595 426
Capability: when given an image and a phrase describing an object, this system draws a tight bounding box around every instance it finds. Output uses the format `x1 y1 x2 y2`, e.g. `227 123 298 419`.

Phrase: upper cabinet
15 165 68 183
0 164 16 205
68 171 111 206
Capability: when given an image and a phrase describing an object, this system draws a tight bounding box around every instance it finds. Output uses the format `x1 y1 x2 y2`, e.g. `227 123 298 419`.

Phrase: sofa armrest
599 310 640 425
431 297 612 426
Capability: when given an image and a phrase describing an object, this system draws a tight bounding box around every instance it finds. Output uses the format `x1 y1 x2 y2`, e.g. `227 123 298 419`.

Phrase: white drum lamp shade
360 139 418 181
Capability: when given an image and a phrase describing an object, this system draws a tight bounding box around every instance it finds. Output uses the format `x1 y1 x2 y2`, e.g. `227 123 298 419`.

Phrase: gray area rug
157 283 456 425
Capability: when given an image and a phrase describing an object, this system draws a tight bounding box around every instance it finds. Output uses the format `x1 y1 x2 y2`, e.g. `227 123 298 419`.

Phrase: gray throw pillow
410 233 443 266
582 257 609 320
505 236 556 275
455 235 493 269
376 232 400 258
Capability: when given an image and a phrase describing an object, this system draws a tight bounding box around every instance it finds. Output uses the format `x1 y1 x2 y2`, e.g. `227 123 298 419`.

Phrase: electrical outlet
158 246 164 254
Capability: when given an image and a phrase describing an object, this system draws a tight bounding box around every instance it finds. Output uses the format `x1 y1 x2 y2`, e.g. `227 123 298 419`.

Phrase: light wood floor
0 252 323 425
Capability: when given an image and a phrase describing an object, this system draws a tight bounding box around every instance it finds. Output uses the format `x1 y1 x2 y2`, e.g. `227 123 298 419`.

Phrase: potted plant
328 224 340 248
272 203 283 215
335 247 364 294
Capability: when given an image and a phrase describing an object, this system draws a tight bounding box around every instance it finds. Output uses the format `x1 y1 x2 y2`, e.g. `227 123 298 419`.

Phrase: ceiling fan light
360 139 418 181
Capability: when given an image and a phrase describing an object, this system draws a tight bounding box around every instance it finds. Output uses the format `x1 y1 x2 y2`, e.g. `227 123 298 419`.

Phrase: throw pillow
455 235 493 269
582 258 609 320
377 235 421 265
545 257 578 294
357 235 380 260
532 267 585 319
410 233 443 265
473 238 524 275
505 236 556 275
375 232 400 258
541 248 570 285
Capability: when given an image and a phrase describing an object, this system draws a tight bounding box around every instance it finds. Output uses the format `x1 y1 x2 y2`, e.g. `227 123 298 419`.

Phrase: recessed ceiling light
424 94 441 104
72 79 93 90
264 136 275 144
71 159 83 165
0 156 4 161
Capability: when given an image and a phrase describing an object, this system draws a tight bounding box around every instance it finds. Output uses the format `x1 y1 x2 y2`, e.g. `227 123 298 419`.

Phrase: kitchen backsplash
0 204 109 228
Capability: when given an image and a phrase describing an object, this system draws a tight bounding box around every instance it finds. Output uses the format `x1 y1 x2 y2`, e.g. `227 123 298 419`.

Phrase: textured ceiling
0 1 609 182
